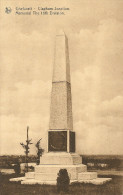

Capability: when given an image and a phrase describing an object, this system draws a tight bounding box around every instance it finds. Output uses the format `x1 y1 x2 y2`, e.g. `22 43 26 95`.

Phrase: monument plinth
10 31 111 185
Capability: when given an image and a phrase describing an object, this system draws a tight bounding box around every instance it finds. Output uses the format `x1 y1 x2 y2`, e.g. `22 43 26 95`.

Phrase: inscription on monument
48 131 67 152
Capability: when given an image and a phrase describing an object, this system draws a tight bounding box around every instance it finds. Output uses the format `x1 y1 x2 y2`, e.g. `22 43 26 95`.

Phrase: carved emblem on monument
48 131 67 152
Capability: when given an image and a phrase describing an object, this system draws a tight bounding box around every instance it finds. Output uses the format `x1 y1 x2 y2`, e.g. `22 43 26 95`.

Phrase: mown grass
0 173 123 195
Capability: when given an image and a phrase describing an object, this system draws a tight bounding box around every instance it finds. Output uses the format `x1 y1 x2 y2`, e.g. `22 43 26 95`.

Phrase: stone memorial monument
11 30 111 185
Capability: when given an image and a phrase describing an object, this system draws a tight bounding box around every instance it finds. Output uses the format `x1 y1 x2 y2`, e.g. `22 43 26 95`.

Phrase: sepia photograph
0 0 123 194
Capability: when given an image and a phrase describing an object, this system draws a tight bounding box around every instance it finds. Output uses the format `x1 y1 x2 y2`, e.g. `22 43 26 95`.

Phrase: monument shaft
49 31 73 130
48 31 75 152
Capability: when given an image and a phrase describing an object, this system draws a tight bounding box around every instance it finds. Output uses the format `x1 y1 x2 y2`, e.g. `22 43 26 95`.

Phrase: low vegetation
0 155 123 194
82 155 123 171
0 173 123 195
57 169 70 193
1 155 123 171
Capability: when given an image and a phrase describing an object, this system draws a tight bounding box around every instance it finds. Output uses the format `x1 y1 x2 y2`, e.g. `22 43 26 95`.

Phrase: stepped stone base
10 152 112 185
21 177 112 185
40 152 82 165
10 176 112 185
25 164 87 181
78 178 112 185
78 172 97 180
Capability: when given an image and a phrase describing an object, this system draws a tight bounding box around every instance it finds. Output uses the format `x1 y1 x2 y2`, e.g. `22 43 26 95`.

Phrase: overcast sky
0 0 123 155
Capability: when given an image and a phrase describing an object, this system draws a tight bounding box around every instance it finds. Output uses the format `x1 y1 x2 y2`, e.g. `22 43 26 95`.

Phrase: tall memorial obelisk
48 30 75 154
20 31 111 185
39 30 82 165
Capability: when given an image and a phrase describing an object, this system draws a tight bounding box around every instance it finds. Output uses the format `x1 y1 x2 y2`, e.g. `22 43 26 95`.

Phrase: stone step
78 172 97 180
35 173 57 181
35 164 87 180
40 153 82 165
35 164 87 173
21 179 57 185
77 164 87 173
21 179 77 185
21 177 112 185
77 178 112 185
10 177 26 182
25 172 35 179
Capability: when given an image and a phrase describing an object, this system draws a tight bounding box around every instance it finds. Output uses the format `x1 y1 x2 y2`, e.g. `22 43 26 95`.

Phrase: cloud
71 29 123 154
0 29 54 91
0 79 51 116
0 113 48 155
1 12 123 154
100 96 123 117
0 79 51 154
76 123 123 155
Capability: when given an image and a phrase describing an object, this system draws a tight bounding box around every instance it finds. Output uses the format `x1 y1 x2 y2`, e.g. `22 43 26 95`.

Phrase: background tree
35 138 44 165
20 126 33 172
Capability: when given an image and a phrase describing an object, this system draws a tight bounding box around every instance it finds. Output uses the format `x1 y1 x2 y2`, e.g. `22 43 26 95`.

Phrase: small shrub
14 161 20 175
29 166 34 171
57 169 70 193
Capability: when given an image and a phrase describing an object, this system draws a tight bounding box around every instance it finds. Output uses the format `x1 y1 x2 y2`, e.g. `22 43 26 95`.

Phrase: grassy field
0 156 123 195
1 155 123 172
0 155 123 171
0 173 123 195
